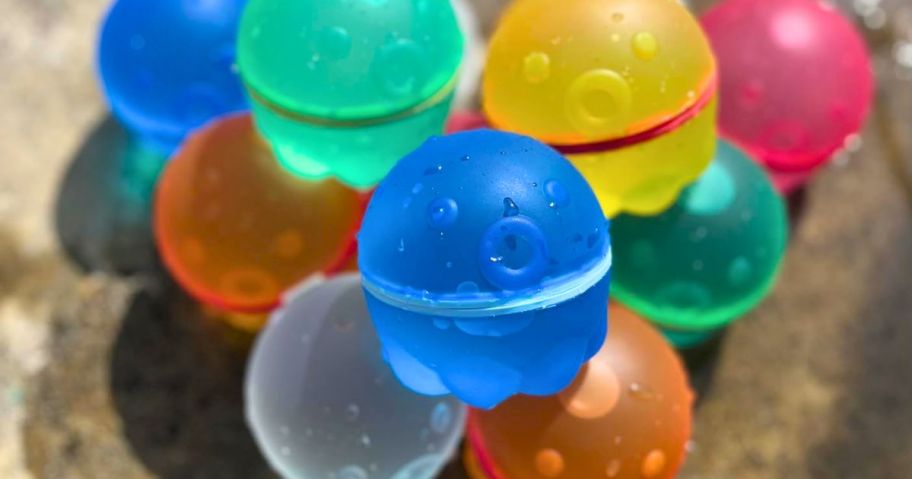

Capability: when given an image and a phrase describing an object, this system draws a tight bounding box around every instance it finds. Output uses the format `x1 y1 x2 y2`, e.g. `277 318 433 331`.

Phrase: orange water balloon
154 114 363 313
467 302 693 479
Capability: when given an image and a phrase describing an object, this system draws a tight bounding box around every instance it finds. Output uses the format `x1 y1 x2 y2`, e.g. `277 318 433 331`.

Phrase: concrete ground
1 0 911 478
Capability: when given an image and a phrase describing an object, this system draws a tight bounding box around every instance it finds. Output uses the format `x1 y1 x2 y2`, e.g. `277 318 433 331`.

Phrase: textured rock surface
1 0 911 478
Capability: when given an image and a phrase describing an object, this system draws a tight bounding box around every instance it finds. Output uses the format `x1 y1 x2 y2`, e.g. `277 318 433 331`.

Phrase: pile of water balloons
95 0 873 476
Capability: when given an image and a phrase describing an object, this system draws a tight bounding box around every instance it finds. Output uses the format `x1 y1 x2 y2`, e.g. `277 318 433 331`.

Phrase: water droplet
728 257 753 285
523 52 551 84
632 32 659 60
606 459 622 477
397 238 405 253
587 230 601 249
372 38 425 97
641 450 667 478
461 155 471 162
628 382 656 401
346 403 360 421
433 318 452 330
427 197 459 229
503 198 519 217
610 33 621 43
489 256 504 264
457 281 479 293
612 12 624 22
535 449 565 477
423 164 443 176
338 465 368 479
445 261 453 269
360 434 371 446
544 180 570 208
411 183 424 194
430 403 453 434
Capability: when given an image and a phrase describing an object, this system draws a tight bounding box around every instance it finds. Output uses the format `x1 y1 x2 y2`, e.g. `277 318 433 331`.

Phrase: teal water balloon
611 140 788 347
237 0 464 189
246 274 466 479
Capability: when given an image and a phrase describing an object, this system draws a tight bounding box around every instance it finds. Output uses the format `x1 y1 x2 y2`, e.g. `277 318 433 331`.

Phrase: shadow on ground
54 116 166 275
109 277 276 479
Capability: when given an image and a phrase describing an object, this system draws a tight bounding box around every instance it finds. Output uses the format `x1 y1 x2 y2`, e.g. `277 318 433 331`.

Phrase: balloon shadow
109 278 274 478
54 116 167 275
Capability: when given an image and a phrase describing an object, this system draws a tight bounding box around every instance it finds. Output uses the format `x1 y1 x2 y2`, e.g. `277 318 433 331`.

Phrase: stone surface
1 0 911 478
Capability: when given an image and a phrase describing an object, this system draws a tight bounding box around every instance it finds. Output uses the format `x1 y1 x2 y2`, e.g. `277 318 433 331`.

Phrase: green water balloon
237 0 464 189
611 140 789 347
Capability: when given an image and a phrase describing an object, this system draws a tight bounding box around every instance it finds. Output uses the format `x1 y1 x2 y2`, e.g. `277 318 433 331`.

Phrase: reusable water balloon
246 274 466 479
154 114 363 313
98 0 248 153
701 0 874 192
237 0 464 188
484 0 718 218
611 140 788 347
465 302 693 479
359 130 613 409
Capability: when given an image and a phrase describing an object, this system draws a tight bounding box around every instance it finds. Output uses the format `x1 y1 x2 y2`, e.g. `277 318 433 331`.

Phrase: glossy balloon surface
483 0 717 217
467 303 693 479
98 0 248 152
154 114 362 313
611 140 788 338
359 130 612 408
237 0 464 187
247 274 466 479
701 0 873 178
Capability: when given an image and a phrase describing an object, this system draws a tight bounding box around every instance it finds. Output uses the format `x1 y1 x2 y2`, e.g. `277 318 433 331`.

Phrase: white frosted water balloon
246 274 467 479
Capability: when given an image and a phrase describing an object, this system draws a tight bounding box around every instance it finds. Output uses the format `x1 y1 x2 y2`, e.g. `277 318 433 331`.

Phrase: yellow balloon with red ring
484 0 717 218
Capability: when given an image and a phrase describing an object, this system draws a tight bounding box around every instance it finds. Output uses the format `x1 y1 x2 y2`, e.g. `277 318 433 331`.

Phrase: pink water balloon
701 0 874 192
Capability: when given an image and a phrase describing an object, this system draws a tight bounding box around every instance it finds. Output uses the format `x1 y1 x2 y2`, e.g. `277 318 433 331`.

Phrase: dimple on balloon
359 130 613 409
484 0 718 217
237 0 464 189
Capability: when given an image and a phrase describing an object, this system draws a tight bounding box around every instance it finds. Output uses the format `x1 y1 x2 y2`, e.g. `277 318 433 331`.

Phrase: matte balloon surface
237 0 464 187
359 130 612 408
98 0 248 152
701 0 873 185
611 140 788 344
154 114 362 313
484 0 717 217
467 302 693 479
247 274 466 479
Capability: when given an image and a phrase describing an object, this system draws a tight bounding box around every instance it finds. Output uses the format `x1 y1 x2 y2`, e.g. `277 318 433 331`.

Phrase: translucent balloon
359 130 612 409
246 274 467 479
701 0 874 191
611 140 788 347
466 302 693 479
97 0 248 153
484 0 717 217
237 0 464 188
154 114 363 313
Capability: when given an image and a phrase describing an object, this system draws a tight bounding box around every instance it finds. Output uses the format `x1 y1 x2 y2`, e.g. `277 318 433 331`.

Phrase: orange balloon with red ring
154 114 364 313
484 0 718 218
465 302 693 479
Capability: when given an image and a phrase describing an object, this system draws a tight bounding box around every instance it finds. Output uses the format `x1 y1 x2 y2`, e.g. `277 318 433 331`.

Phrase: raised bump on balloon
483 0 717 217
237 0 465 188
154 114 363 314
359 130 612 408
610 140 788 344
98 0 248 153
246 274 466 479
466 303 693 479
